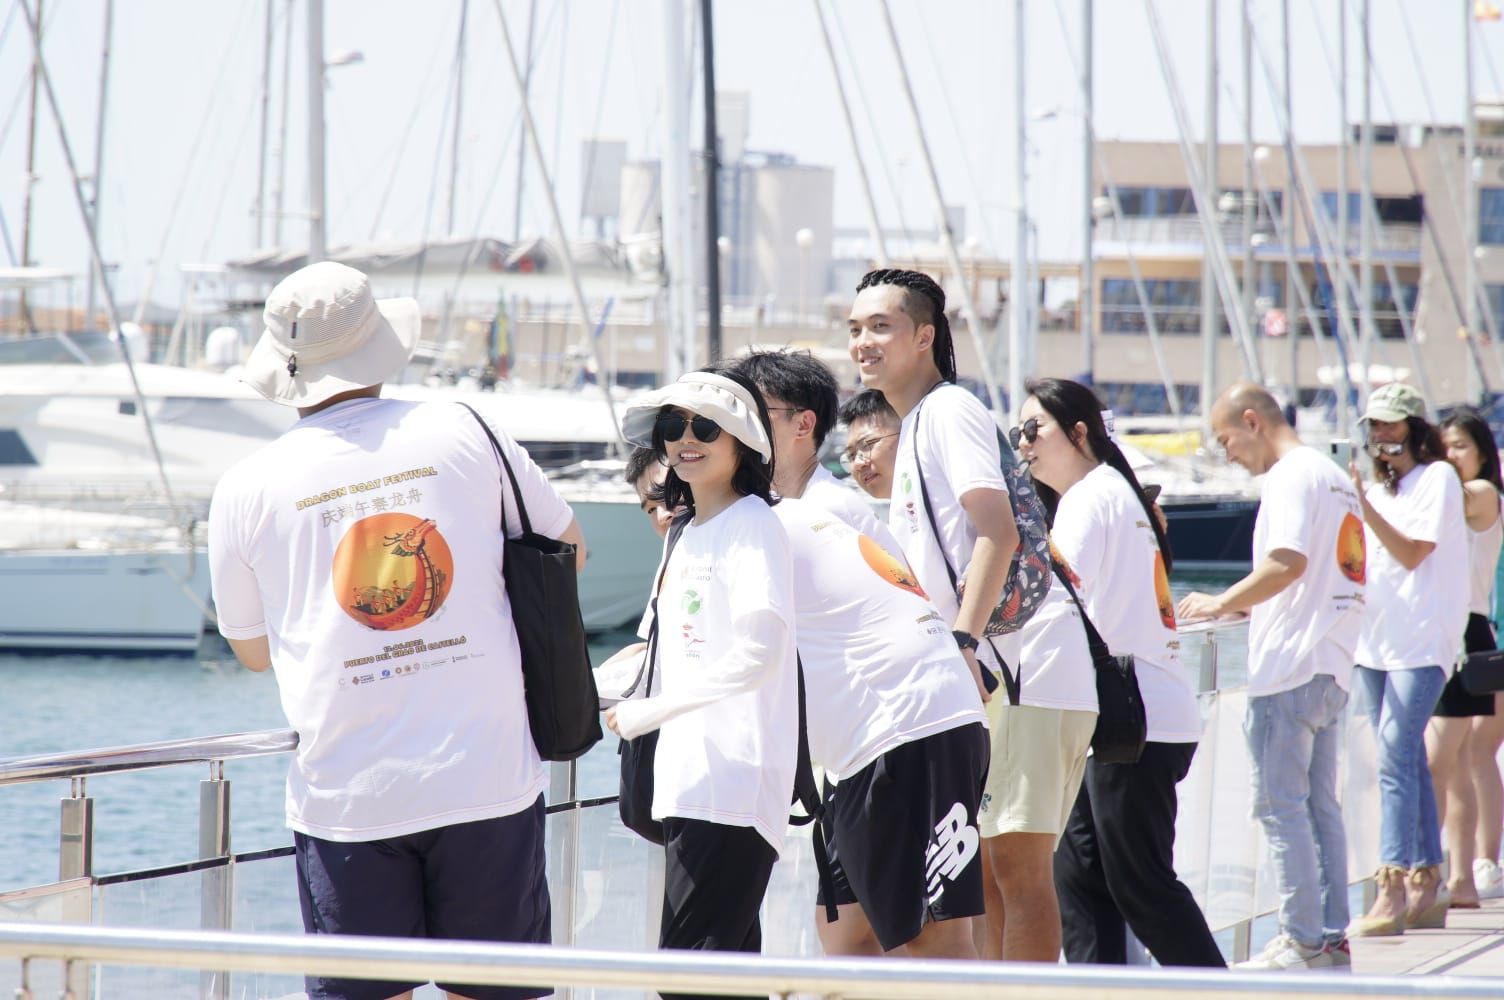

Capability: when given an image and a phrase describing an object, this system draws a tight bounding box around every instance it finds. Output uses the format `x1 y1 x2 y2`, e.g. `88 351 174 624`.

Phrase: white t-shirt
611 495 798 853
208 398 574 842
1355 461 1469 671
1052 464 1200 740
1246 446 1366 696
1469 489 1503 616
802 464 904 560
774 498 987 779
888 384 1095 712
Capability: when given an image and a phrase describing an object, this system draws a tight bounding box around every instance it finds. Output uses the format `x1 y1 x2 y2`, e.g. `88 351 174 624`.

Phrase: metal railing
0 618 1394 997
1 922 1497 1000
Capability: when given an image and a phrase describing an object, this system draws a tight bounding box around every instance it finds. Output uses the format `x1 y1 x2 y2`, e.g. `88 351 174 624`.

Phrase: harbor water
0 572 1245 894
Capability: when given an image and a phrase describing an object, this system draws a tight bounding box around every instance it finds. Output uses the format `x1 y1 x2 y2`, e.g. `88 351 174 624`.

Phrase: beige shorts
978 700 1097 841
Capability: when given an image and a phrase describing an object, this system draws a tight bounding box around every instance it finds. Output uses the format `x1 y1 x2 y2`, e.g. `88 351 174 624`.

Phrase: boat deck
1353 897 1504 978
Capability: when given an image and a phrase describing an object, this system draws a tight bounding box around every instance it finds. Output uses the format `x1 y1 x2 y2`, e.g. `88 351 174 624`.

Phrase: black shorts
819 722 989 951
294 796 550 1000
1436 614 1499 718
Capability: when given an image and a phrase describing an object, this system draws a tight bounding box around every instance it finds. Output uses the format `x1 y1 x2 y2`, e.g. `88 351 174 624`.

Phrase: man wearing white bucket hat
209 261 585 1000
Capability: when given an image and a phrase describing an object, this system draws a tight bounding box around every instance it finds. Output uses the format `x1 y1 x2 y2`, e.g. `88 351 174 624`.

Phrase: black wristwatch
952 629 980 653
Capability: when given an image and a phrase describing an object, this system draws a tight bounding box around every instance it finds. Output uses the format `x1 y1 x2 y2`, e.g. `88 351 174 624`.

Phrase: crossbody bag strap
621 512 691 699
460 402 533 538
1049 559 1112 664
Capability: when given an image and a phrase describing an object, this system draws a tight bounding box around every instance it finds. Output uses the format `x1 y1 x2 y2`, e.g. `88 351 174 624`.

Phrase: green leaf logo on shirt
682 590 702 615
900 471 913 495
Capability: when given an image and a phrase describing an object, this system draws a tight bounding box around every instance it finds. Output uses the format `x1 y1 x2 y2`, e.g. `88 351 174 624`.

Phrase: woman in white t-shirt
1349 384 1468 937
1016 378 1222 968
607 370 799 960
1428 408 1504 906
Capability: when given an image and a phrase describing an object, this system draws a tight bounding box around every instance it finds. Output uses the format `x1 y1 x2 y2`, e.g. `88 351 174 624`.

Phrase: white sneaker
1323 937 1352 970
1475 858 1504 900
1234 934 1332 971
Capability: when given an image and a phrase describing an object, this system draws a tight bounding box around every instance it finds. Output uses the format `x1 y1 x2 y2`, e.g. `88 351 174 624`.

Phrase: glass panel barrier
95 867 221 998
0 878 91 997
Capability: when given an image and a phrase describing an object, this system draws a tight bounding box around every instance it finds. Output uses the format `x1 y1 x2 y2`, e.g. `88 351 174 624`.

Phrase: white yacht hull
0 496 658 654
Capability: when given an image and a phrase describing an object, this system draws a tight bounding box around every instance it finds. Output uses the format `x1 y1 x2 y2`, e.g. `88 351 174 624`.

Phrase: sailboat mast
1080 0 1094 382
1336 0 1354 434
1465 1 1481 402
811 0 888 266
1282 0 1297 402
659 0 695 377
1357 0 1374 399
512 0 538 241
84 0 113 333
1240 0 1255 394
273 0 293 248
875 0 1007 420
1200 0 1219 434
18 0 41 333
1011 0 1028 419
701 0 722 362
447 0 468 237
255 0 273 249
307 0 327 263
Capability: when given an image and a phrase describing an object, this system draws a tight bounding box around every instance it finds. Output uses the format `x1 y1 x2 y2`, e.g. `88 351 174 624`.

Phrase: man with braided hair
849 268 1097 963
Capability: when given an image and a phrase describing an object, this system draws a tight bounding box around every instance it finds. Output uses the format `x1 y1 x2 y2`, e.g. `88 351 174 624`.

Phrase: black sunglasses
1007 417 1044 450
656 412 723 444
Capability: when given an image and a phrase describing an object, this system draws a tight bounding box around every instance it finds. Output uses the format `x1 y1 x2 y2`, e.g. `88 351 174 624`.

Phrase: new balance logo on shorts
924 802 980 905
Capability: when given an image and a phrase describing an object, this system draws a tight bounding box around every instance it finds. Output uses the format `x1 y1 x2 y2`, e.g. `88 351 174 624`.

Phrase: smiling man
848 268 1096 964
838 390 901 500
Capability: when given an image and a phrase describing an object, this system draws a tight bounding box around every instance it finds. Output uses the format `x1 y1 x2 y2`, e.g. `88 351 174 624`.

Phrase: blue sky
0 0 1486 309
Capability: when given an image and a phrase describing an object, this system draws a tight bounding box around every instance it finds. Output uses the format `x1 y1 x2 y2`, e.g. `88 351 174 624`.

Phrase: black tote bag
617 514 690 844
1051 563 1147 766
462 404 602 762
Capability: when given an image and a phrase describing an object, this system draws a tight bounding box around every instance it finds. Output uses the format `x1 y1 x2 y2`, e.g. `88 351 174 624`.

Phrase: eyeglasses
1007 417 1049 450
655 412 723 444
839 432 898 472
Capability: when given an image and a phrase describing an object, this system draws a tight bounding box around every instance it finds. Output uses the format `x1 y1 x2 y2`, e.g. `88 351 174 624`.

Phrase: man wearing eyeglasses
731 350 901 557
839 390 901 500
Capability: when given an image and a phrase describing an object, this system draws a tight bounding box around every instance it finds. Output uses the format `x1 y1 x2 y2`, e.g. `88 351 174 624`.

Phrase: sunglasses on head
655 411 723 444
1007 417 1044 450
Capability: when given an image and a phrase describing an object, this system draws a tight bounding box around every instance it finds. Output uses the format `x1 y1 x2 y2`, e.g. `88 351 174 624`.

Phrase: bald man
1178 383 1365 971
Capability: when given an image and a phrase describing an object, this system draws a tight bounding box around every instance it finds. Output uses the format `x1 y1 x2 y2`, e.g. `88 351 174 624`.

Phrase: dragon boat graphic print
333 512 455 631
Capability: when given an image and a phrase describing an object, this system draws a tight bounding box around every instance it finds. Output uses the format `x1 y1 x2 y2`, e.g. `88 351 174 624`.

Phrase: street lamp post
795 227 814 325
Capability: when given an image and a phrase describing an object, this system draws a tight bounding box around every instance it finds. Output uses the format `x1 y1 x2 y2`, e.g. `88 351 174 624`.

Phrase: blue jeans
1354 665 1447 870
1246 674 1350 948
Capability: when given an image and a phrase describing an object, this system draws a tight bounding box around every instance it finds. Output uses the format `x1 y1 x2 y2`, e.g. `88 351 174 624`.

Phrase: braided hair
855 268 957 382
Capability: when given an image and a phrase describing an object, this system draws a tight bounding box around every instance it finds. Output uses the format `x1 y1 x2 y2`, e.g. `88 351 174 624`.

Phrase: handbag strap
911 390 1019 705
460 402 533 538
621 512 692 699
1048 559 1114 666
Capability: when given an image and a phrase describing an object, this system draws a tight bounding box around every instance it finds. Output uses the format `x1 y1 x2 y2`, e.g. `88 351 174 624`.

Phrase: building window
1482 189 1504 245
1107 186 1196 217
1486 285 1504 327
1101 278 1210 334
1320 192 1424 226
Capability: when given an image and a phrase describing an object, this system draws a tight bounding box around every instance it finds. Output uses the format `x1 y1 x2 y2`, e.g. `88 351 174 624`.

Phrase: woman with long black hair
1426 407 1504 907
1015 377 1222 967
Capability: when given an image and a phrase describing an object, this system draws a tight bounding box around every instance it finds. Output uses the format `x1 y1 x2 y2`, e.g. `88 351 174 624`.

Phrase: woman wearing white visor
607 370 798 979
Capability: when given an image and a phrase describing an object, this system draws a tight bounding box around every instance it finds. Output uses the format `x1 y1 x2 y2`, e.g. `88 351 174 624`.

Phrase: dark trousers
1053 741 1225 967
659 817 777 1000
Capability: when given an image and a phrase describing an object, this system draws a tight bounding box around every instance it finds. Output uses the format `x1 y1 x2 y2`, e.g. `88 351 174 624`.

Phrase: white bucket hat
242 261 422 407
621 371 773 464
